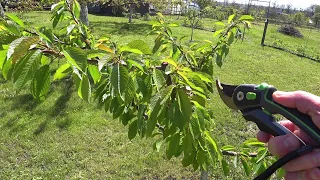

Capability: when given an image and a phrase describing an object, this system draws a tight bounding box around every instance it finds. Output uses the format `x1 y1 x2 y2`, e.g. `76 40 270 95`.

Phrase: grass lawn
1 11 320 179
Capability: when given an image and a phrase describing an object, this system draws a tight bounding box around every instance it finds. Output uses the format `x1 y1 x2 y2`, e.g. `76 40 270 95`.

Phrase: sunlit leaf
31 65 51 101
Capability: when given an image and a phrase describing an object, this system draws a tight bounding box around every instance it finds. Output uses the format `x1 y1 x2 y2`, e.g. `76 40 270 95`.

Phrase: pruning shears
215 80 320 180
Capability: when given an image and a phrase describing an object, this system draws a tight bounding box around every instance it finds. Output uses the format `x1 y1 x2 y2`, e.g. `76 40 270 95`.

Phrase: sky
217 0 320 10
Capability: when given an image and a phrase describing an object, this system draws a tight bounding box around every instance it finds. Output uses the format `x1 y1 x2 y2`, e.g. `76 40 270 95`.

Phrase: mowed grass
1 11 320 179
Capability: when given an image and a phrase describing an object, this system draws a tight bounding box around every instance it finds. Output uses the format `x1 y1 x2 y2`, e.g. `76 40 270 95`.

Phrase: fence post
261 18 269 46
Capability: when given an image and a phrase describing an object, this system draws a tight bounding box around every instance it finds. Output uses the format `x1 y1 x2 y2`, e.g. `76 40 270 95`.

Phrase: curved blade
216 80 239 110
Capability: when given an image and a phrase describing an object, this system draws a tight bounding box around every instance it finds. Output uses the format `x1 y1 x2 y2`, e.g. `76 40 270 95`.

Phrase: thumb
273 91 320 128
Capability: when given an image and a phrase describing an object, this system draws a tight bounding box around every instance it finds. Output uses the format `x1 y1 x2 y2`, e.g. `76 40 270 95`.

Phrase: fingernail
273 91 285 97
283 135 299 150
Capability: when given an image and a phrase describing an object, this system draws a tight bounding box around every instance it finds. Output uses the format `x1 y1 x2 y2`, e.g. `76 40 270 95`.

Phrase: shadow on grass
9 94 39 111
34 80 74 135
90 21 151 36
1 78 74 135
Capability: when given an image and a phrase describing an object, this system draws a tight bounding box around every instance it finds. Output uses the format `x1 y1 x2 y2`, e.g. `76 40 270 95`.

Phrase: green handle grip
264 87 320 146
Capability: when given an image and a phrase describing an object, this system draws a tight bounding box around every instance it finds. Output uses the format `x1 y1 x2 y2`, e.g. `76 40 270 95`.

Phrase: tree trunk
80 2 89 26
0 3 4 18
190 26 194 42
129 3 134 23
200 171 208 180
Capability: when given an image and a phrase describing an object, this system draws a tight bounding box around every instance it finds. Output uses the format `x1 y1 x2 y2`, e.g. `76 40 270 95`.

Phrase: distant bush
277 24 303 38
142 13 151 21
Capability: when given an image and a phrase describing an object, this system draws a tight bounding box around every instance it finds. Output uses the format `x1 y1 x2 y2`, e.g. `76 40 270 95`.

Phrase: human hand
257 91 320 180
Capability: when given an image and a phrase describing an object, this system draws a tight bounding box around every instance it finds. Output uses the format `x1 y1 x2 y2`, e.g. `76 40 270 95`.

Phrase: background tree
195 0 213 10
312 5 320 28
0 2 4 18
291 12 307 26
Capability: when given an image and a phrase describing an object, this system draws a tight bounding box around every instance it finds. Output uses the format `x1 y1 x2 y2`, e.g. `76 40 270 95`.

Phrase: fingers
273 91 320 127
285 168 320 180
257 131 270 143
257 120 296 143
268 134 300 156
283 151 320 172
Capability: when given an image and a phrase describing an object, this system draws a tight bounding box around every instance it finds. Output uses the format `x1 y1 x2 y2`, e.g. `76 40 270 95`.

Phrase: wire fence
263 20 320 62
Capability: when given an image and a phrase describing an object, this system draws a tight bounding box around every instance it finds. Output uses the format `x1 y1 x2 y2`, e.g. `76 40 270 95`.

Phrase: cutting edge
215 80 239 110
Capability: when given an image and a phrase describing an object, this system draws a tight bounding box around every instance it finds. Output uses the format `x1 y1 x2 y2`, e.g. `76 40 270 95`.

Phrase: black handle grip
242 109 290 137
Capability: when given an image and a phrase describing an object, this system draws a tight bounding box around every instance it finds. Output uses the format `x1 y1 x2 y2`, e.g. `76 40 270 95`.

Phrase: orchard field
1 11 320 179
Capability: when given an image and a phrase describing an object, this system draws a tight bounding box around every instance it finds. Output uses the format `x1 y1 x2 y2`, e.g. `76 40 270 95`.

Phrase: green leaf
111 64 129 98
73 0 81 19
182 149 194 167
88 64 101 84
54 63 72 80
189 117 201 140
121 46 143 55
67 24 76 35
124 77 135 106
72 71 82 96
228 14 236 24
7 36 39 64
120 109 135 126
6 14 25 28
196 149 206 166
160 85 175 105
256 148 268 163
204 131 222 161
240 156 251 176
243 138 265 148
154 138 164 152
187 74 210 95
13 50 42 90
137 104 147 130
52 11 64 28
63 47 88 71
79 74 91 103
228 31 235 45
177 89 192 122
191 72 212 83
177 71 204 93
169 23 179 27
153 69 166 92
166 133 180 160
222 159 230 176
31 65 51 101
2 21 20 35
183 131 193 155
128 120 138 140
161 58 177 67
2 58 14 80
277 168 286 179
113 106 125 119
127 59 144 72
147 100 161 137
239 15 255 21
39 27 54 44
216 52 222 67
213 29 224 38
126 40 152 55
221 145 235 151
0 48 7 69
153 35 163 54
215 21 225 26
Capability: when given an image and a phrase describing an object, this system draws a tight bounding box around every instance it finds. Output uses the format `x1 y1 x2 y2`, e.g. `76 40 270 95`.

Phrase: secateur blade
215 80 239 110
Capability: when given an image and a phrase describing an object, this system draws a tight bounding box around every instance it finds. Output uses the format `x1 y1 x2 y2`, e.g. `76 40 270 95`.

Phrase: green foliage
0 0 262 178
